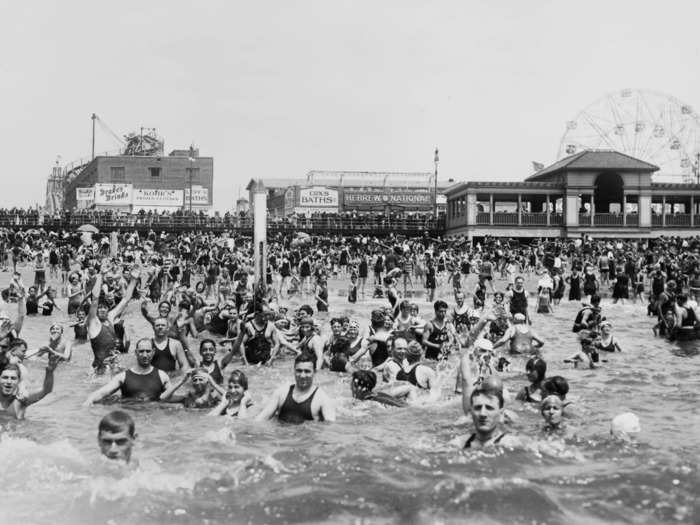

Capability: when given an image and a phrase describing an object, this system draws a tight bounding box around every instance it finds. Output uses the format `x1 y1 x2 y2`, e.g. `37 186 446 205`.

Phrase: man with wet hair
255 352 336 423
98 410 136 463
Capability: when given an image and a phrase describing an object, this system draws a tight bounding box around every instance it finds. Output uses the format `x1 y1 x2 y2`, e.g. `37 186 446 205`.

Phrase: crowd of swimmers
4 228 688 462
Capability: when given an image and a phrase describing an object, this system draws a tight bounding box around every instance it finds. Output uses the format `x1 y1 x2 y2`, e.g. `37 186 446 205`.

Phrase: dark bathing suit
464 432 508 449
120 368 164 401
151 338 177 372
90 322 117 372
278 385 322 424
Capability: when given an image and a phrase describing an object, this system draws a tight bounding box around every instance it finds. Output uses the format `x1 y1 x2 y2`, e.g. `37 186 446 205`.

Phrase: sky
1 0 699 211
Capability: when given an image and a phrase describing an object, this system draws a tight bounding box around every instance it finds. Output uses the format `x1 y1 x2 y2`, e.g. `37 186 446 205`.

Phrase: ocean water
2 270 698 525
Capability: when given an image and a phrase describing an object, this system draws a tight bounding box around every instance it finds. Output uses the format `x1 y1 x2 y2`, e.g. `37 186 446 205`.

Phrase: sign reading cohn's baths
298 187 338 207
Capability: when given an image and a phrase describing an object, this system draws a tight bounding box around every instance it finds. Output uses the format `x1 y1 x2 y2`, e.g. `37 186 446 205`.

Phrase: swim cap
348 320 359 330
611 412 641 438
473 338 494 352
513 313 526 322
541 395 563 410
352 370 377 392
481 375 504 394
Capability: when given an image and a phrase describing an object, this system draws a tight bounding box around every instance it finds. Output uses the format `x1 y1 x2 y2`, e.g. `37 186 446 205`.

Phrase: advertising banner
94 183 132 205
76 187 95 201
184 186 209 206
133 188 183 207
298 186 338 207
343 192 433 207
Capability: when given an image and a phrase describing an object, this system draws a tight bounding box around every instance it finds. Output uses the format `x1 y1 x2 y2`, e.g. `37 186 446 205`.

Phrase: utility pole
91 113 97 160
433 147 439 217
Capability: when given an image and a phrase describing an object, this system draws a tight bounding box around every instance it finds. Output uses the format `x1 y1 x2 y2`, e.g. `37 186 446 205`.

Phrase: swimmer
98 410 136 463
350 370 408 407
84 338 172 404
456 352 519 449
396 340 437 392
0 352 59 420
160 368 222 408
610 412 641 441
87 261 140 374
255 353 336 423
593 321 622 353
198 338 226 384
515 357 547 402
297 317 325 368
493 313 544 356
540 395 564 432
239 305 279 366
150 317 191 373
25 323 72 362
423 300 454 361
380 336 409 382
209 370 253 417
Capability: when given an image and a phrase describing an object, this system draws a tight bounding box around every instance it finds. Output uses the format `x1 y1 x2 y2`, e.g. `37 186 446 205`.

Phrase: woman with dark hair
209 370 252 417
516 357 547 402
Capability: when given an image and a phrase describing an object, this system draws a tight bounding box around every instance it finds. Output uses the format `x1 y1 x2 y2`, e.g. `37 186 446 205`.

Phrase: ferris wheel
558 89 700 182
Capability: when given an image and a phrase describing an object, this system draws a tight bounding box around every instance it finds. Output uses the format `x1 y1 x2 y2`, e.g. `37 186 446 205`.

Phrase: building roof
526 150 659 181
306 170 435 188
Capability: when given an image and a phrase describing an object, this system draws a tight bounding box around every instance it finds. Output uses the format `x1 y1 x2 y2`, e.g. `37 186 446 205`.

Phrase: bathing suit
278 385 322 424
396 363 427 388
90 322 117 373
120 368 164 401
463 432 508 449
245 321 272 364
73 322 88 342
151 338 177 372
425 320 449 360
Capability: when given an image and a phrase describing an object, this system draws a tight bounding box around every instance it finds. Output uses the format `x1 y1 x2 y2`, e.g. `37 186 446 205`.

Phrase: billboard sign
133 188 183 207
94 183 132 205
343 192 432 207
76 187 95 201
184 186 209 206
298 186 338 207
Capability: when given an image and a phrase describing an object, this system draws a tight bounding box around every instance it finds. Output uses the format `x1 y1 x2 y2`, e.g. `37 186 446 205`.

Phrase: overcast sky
1 1 699 210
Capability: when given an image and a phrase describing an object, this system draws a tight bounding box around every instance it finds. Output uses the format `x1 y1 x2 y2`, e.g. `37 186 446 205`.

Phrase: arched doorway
594 172 624 213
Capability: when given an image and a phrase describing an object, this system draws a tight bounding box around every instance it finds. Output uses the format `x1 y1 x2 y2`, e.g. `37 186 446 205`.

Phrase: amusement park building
250 170 450 216
445 150 700 239
63 150 213 212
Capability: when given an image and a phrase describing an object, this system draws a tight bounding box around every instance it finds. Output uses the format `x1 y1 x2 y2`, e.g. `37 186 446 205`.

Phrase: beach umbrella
77 224 99 234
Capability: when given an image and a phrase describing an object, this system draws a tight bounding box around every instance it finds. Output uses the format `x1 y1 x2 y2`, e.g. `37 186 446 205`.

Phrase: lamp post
188 145 196 213
433 147 439 218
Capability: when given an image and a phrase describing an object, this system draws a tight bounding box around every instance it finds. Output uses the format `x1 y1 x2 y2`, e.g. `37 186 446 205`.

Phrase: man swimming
150 316 191 373
255 353 335 423
98 410 136 463
84 338 172 404
0 352 59 419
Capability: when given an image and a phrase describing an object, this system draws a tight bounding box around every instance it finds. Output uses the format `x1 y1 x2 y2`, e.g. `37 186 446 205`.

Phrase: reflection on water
1 276 699 524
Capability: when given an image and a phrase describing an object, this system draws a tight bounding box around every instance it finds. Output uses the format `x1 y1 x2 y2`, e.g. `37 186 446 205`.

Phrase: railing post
590 194 595 226
691 195 695 227
489 194 494 225
662 196 666 227
517 194 522 225
622 193 627 226
546 194 551 226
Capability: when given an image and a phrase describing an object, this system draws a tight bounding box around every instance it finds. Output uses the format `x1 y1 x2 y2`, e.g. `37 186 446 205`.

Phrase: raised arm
160 370 192 402
87 273 104 338
22 353 59 406
459 352 474 416
110 267 140 320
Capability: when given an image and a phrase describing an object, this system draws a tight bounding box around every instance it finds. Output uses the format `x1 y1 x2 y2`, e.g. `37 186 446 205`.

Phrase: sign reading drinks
344 192 433 206
184 186 209 206
133 188 183 207
298 187 338 207
94 183 132 205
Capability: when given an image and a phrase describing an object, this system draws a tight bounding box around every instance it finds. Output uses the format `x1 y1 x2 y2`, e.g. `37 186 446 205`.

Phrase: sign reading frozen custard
344 192 433 206
133 189 183 207
94 183 132 205
299 187 338 207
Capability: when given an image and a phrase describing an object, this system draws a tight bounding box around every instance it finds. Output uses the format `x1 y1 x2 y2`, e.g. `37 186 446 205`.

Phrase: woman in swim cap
161 367 222 409
540 395 564 432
